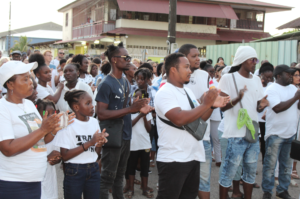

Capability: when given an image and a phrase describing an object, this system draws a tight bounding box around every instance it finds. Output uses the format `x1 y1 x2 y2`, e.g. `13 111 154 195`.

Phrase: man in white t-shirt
179 44 219 199
262 65 299 199
218 46 269 199
155 53 228 199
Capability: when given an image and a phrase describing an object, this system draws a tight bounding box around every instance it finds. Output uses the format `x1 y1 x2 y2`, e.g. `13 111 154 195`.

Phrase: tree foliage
11 36 32 52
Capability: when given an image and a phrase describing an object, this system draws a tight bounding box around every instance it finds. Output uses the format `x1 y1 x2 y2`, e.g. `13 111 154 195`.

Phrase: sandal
253 183 260 189
140 187 154 193
142 190 154 198
125 191 134 199
292 170 300 179
290 179 299 187
150 162 155 167
134 179 141 185
231 194 244 199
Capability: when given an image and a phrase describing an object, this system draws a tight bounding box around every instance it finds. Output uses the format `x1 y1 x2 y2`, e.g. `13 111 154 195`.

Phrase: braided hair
35 99 56 113
64 89 86 110
134 68 152 80
104 42 124 63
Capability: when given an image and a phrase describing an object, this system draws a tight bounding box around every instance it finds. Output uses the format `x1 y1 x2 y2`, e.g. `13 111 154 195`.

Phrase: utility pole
167 0 177 54
8 1 11 54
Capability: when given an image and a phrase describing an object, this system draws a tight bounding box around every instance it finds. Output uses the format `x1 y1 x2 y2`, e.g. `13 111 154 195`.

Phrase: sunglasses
59 52 65 55
113 55 132 61
249 58 259 64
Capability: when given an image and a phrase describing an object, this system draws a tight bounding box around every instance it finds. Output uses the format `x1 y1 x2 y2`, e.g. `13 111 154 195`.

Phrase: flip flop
142 190 154 198
125 191 134 199
231 193 244 199
134 179 141 185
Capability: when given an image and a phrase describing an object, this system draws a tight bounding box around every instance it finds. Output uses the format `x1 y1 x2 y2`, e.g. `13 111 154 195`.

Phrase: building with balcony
57 0 292 62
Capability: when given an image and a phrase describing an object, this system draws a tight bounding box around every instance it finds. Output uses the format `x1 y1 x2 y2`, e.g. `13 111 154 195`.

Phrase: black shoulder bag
158 90 207 141
290 118 300 161
100 78 129 148
232 73 259 143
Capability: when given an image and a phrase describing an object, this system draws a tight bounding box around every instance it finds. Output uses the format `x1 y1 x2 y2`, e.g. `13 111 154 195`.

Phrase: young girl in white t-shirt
124 89 153 198
54 89 108 199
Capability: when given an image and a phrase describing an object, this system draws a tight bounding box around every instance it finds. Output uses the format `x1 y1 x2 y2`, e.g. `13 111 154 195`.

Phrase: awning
117 0 238 20
54 36 105 44
217 29 271 42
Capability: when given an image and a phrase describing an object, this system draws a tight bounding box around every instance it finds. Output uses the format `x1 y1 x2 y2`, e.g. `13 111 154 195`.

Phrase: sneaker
276 190 295 199
262 192 272 199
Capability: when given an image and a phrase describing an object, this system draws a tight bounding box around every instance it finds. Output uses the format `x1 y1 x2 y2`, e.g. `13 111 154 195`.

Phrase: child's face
38 105 55 117
136 73 147 89
77 92 94 117
133 91 142 100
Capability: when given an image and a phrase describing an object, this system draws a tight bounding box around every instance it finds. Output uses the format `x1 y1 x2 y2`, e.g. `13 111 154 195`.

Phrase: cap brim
286 68 296 73
15 62 38 76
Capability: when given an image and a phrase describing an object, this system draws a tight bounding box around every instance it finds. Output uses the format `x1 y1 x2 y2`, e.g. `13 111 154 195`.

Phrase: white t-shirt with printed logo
218 72 264 138
54 117 100 164
131 113 152 151
36 84 55 100
264 83 298 140
0 98 47 182
184 69 211 141
78 74 94 85
155 82 205 163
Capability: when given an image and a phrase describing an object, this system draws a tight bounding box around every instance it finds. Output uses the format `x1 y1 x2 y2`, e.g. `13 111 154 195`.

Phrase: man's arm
271 89 300 114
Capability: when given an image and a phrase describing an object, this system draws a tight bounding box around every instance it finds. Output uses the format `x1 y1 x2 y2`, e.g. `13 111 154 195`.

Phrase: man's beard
184 80 190 85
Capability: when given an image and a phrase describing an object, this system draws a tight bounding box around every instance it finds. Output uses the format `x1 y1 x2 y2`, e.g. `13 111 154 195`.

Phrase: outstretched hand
258 95 269 110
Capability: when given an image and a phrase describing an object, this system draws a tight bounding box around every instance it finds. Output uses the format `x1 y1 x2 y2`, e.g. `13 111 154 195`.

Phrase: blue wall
5 36 58 51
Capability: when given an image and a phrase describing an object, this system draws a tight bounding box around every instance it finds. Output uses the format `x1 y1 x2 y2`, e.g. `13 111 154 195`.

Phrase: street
56 154 300 199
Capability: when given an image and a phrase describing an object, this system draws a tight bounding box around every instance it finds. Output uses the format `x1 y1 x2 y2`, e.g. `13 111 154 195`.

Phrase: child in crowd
125 89 153 199
54 90 108 199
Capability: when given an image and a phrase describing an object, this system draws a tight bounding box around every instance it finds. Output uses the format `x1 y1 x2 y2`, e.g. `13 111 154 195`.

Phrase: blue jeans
218 131 242 181
0 180 41 199
219 137 260 187
262 135 295 194
199 140 212 192
64 162 100 199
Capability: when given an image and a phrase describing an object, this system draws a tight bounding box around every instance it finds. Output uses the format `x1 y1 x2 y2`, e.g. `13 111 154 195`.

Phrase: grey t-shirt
96 75 132 140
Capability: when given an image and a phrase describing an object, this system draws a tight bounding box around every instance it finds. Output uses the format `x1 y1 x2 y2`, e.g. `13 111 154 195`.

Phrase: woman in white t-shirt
72 54 94 86
54 89 108 199
124 89 153 198
32 56 64 103
0 61 62 199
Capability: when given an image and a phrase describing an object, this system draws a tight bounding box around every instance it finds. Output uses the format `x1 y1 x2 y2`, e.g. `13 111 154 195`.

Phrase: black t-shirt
96 75 132 140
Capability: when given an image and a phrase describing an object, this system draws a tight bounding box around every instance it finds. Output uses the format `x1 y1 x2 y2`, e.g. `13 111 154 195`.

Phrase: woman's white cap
0 61 38 86
232 46 258 67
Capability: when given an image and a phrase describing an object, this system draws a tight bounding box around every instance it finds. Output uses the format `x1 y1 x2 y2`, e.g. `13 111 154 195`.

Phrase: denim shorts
199 140 212 192
219 137 260 188
0 180 41 199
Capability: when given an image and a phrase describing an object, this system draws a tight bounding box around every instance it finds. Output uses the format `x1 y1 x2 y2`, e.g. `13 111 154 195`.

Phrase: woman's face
127 64 137 78
64 64 79 82
133 60 140 68
80 57 89 73
91 65 98 77
293 70 300 85
26 78 38 102
136 73 147 89
9 72 34 98
206 67 215 79
37 65 52 82
261 71 274 86
152 63 157 74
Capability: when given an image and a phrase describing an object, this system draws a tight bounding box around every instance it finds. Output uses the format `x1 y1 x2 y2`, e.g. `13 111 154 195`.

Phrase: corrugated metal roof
251 31 300 42
277 17 300 30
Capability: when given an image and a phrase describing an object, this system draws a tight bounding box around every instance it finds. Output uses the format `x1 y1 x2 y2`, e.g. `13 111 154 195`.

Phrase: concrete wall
62 9 73 41
116 19 217 34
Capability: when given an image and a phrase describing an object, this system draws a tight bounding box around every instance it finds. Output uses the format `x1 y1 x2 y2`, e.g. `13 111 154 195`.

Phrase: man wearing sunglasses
50 49 65 68
218 46 269 199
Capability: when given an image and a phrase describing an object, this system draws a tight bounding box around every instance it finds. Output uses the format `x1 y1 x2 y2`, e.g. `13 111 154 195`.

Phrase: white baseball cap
231 46 258 67
0 61 38 86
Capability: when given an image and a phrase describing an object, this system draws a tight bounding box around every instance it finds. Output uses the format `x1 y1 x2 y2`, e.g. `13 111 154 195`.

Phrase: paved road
56 155 300 199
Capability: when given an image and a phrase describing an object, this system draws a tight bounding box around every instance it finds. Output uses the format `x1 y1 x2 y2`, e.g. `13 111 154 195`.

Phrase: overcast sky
0 0 298 36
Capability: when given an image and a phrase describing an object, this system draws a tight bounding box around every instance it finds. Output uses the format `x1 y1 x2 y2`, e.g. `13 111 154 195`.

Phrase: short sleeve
265 87 281 109
53 128 72 149
36 85 50 100
218 74 230 96
96 82 111 104
155 90 180 116
0 109 15 141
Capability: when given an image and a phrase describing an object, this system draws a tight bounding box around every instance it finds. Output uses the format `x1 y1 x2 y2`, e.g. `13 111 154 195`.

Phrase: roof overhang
55 36 106 44
277 17 300 30
58 0 92 12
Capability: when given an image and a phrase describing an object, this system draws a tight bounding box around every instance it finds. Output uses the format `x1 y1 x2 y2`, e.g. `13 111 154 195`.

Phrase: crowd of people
0 43 299 199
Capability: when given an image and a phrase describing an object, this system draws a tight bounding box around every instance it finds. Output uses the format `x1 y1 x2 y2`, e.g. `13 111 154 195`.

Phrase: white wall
62 9 73 41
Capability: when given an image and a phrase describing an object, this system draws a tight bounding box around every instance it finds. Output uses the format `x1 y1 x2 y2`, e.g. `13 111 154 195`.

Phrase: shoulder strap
207 76 210 88
158 116 185 130
184 89 195 109
123 77 130 108
231 73 243 108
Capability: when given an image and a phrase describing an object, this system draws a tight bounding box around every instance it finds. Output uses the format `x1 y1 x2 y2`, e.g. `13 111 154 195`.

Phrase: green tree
11 36 32 52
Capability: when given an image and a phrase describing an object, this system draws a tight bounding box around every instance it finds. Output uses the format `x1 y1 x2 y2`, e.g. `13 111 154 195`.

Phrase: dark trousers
150 123 159 151
0 180 41 199
259 122 266 163
156 161 200 199
64 162 100 199
125 149 150 179
100 139 130 199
